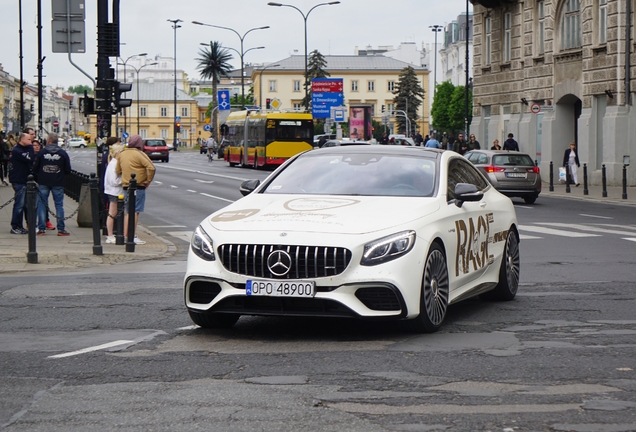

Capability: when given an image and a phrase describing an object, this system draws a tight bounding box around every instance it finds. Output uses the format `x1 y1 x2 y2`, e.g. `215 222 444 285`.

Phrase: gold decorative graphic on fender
211 209 260 222
455 213 493 276
492 230 509 244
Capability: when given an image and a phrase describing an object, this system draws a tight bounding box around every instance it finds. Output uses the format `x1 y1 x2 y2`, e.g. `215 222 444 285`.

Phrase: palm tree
196 41 233 142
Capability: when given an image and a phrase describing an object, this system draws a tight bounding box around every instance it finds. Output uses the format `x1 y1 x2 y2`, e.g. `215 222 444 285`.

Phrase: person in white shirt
104 144 124 243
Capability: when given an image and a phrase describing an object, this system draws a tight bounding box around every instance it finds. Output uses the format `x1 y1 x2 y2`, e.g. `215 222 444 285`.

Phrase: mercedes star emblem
267 250 292 276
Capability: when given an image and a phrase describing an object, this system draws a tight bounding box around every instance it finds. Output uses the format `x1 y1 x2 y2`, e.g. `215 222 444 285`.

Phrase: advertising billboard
349 104 373 141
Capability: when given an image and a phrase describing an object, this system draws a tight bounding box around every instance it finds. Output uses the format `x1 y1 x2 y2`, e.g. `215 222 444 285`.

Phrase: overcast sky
3 0 471 90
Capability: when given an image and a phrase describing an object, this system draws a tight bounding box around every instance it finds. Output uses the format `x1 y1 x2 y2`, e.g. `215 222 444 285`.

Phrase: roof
130 81 196 102
262 55 427 72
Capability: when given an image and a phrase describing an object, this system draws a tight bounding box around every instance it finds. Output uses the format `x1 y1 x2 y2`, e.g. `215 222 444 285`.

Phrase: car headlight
361 230 416 266
191 225 215 261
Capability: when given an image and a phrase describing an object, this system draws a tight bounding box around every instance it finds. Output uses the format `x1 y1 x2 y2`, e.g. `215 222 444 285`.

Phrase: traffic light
266 98 271 109
175 122 181 133
111 80 132 114
381 105 385 113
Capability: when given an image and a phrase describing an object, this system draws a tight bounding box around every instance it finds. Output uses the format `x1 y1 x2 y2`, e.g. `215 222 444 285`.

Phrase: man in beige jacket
116 135 155 244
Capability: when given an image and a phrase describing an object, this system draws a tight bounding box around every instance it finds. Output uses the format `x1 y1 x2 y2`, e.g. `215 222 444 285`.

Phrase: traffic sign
122 132 129 139
218 90 230 110
331 106 346 123
270 98 281 110
53 120 59 127
312 78 344 119
203 124 211 131
531 103 541 114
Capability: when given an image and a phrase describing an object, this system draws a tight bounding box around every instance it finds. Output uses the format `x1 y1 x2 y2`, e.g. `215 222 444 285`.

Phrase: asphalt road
1 149 635 431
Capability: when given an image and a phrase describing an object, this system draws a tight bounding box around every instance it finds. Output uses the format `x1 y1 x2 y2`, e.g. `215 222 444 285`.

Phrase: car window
263 153 437 197
144 140 166 147
447 158 489 201
493 154 534 166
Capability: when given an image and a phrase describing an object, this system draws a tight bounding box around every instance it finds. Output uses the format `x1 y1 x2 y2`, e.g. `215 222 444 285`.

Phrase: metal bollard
26 175 38 264
602 164 608 197
89 173 103 256
549 161 554 192
115 194 125 245
565 165 571 193
125 173 137 253
622 164 628 199
583 163 589 195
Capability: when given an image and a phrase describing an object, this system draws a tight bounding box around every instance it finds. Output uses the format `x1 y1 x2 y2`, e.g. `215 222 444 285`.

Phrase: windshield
263 152 437 197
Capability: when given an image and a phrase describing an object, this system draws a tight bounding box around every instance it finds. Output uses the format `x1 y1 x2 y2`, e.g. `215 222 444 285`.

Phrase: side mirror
454 183 483 207
239 179 261 196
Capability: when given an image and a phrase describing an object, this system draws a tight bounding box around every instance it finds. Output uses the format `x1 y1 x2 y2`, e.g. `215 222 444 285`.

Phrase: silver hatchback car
464 150 541 204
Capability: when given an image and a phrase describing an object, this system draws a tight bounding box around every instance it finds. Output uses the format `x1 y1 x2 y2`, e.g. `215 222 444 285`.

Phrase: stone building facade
469 0 635 185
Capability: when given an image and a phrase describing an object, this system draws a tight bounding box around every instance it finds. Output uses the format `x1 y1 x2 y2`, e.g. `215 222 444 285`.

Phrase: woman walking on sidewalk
563 142 581 186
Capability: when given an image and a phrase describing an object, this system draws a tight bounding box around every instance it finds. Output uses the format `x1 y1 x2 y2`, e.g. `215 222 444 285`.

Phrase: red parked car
142 139 169 163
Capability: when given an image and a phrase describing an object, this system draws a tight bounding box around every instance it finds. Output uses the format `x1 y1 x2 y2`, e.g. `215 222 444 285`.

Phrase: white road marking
519 234 542 240
167 231 194 243
623 238 636 242
194 179 215 184
187 190 197 193
580 213 613 219
48 340 134 359
158 164 248 181
200 192 234 203
519 225 600 237
176 325 199 330
170 185 178 188
147 225 187 228
154 181 163 185
537 222 636 236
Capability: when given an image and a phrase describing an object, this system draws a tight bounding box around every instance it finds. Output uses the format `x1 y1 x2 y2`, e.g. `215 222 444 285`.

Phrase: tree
392 66 425 135
303 50 330 110
430 81 472 137
67 84 93 95
196 41 233 141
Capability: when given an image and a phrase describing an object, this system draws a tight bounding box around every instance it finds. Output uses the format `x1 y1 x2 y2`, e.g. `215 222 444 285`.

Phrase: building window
503 12 512 62
201 112 206 121
293 103 302 111
269 80 277 92
293 80 301 92
160 129 168 139
368 81 375 92
181 130 188 140
387 81 395 92
160 107 167 117
537 1 545 55
561 0 581 50
484 16 492 65
140 106 147 117
140 129 147 139
598 0 607 44
351 80 358 92
387 103 395 112
181 107 188 117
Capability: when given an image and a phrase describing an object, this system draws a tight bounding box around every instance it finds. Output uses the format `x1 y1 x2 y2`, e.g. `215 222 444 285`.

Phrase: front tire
405 243 449 333
188 310 240 329
482 229 519 301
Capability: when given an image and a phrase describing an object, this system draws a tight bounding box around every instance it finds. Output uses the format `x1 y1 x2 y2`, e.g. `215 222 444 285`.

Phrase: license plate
151 152 162 155
246 280 315 298
506 172 527 178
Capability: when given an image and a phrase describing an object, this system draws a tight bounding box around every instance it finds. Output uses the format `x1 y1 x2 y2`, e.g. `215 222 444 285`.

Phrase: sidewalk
0 184 174 273
540 180 636 206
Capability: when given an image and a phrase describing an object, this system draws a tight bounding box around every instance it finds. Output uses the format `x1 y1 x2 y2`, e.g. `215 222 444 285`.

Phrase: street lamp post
258 63 280 109
193 22 269 109
168 19 182 149
117 52 147 134
267 2 340 111
464 0 471 136
128 62 158 134
429 25 442 99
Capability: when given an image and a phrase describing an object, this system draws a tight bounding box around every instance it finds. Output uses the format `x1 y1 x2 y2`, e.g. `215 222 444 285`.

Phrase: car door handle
479 201 487 208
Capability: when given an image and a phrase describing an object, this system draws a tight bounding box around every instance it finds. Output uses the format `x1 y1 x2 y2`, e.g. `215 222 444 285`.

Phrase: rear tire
188 310 240 329
523 195 537 204
481 229 519 301
404 243 449 333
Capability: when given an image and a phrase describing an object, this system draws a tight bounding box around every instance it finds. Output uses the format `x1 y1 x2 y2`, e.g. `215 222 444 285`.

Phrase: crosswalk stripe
519 225 600 237
519 234 542 240
537 223 636 236
623 238 636 243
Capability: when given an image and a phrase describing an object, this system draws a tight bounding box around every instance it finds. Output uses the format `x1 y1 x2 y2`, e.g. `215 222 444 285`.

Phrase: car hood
206 194 440 235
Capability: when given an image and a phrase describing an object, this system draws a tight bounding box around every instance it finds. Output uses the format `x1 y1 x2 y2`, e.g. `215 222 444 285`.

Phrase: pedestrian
8 132 34 234
425 135 441 148
413 131 423 146
468 134 481 150
206 134 217 155
441 132 449 150
491 139 502 150
0 131 10 186
388 137 396 145
452 133 468 155
380 133 389 144
503 133 519 151
562 141 581 186
116 134 155 245
31 138 55 230
104 143 125 243
33 132 72 236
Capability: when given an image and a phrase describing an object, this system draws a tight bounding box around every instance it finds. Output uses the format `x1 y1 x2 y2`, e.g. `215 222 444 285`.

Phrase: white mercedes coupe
185 146 520 333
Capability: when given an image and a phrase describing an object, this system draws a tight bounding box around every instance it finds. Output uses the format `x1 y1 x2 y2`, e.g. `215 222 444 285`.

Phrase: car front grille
218 244 352 279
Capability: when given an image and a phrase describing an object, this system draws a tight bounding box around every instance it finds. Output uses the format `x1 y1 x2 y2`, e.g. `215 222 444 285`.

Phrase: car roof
309 144 443 159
